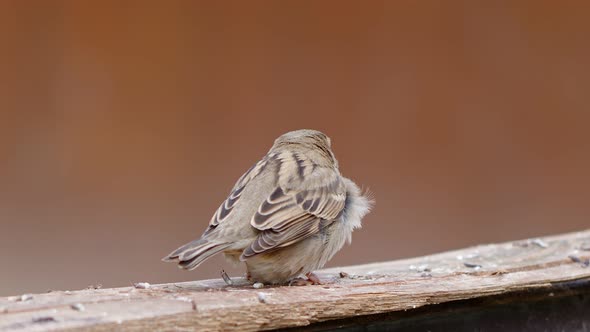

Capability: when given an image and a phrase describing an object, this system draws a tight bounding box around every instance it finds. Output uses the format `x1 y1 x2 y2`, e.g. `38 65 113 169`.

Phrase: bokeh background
1 1 589 296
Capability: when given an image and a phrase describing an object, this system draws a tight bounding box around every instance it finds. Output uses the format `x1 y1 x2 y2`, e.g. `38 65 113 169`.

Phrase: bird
163 129 372 285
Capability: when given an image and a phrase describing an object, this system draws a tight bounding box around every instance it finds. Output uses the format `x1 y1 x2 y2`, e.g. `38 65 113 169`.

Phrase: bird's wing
241 151 347 259
204 156 271 235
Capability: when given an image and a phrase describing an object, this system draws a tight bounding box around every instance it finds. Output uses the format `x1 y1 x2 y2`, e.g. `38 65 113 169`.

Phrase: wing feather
204 155 272 235
242 151 346 258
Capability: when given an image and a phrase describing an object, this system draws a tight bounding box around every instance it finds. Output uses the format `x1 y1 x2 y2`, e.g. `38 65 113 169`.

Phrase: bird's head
271 129 337 168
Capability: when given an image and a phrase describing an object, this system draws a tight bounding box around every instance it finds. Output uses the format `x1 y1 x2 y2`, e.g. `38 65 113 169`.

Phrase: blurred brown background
1 1 589 296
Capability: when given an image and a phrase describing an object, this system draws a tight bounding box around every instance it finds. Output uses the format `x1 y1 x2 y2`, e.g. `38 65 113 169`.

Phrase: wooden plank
1 229 589 331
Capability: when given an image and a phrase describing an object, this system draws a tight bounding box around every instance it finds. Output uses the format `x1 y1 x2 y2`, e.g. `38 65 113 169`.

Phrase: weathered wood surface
1 230 589 331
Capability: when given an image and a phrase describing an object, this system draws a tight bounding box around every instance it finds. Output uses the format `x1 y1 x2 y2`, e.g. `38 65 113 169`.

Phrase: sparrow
163 129 372 285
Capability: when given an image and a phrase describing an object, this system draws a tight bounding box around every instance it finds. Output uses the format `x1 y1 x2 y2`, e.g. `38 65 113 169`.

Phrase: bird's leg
221 270 233 286
306 272 321 285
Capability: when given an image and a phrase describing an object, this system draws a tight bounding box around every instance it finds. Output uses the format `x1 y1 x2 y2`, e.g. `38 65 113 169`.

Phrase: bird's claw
289 272 321 286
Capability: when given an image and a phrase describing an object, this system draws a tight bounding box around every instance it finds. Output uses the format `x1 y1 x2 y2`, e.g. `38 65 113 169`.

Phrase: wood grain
1 229 589 331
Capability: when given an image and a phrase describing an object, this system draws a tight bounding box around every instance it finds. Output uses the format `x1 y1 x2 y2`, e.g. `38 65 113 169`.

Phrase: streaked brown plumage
163 129 372 284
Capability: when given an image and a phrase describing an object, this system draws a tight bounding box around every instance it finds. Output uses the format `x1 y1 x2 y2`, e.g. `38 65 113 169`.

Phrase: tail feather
162 238 230 270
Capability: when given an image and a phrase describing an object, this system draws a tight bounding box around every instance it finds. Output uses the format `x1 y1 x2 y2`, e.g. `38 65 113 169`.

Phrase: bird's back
205 155 280 245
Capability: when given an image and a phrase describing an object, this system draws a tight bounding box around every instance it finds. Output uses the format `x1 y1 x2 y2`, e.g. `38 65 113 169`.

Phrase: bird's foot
288 272 321 286
289 278 313 286
306 272 321 285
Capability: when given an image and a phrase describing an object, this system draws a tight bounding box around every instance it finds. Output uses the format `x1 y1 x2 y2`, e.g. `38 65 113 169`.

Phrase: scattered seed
19 294 33 302
569 255 582 263
253 282 264 289
221 270 233 286
420 273 432 278
491 269 509 276
133 282 151 289
86 284 102 290
464 262 482 269
568 255 590 267
409 264 431 272
417 264 431 272
515 238 549 248
531 238 549 248
338 272 365 280
257 292 267 303
32 316 56 323
578 242 590 251
70 303 85 312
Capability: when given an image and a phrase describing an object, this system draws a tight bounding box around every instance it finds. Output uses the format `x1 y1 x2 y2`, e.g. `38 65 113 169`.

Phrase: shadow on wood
284 279 590 331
